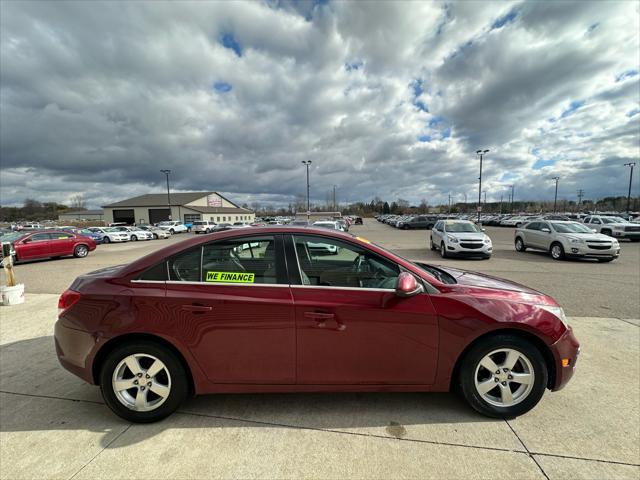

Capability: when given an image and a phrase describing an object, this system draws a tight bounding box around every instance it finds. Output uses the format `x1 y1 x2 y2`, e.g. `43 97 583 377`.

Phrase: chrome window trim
131 280 166 284
290 284 395 293
164 280 290 288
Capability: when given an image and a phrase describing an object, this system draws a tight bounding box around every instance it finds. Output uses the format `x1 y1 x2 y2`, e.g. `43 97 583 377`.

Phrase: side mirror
591 228 597 233
395 272 424 298
541 228 551 233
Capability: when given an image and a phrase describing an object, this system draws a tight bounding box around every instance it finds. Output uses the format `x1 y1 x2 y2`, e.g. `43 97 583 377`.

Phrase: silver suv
192 221 216 234
515 220 620 262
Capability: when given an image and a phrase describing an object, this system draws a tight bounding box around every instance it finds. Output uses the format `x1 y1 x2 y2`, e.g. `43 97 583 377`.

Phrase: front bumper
565 243 620 259
549 326 580 391
446 243 493 257
611 230 640 240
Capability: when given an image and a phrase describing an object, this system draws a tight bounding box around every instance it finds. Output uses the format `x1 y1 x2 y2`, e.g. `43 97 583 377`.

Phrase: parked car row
376 214 440 229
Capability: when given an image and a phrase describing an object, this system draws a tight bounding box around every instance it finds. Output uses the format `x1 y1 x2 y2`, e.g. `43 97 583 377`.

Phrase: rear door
522 222 542 248
49 232 76 256
163 234 296 384
288 234 439 385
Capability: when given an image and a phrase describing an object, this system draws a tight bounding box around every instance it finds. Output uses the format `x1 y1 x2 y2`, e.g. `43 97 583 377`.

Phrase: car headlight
569 238 584 244
539 305 569 327
447 235 459 243
483 237 491 244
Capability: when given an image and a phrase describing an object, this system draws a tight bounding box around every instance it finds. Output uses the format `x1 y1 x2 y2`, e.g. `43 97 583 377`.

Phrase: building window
217 216 220 222
184 214 201 223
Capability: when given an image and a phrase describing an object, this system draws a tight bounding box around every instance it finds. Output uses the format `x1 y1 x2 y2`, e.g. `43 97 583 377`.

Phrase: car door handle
304 312 335 320
181 304 213 313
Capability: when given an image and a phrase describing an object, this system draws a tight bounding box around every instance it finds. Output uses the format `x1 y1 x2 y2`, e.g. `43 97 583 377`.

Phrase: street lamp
624 163 636 214
160 169 172 220
509 184 515 213
551 176 560 213
302 161 312 221
476 149 489 223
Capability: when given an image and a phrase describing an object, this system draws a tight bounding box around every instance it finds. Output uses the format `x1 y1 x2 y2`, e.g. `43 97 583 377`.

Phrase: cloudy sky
1 0 639 209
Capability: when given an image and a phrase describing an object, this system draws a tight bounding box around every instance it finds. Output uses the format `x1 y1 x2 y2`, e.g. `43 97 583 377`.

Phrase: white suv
192 221 216 234
583 215 640 242
157 221 188 234
430 220 493 259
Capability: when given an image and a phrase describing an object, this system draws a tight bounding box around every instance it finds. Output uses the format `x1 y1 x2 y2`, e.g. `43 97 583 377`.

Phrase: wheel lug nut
501 381 507 386
495 370 500 374
503 368 508 372
137 373 142 377
494 378 499 382
508 375 513 380
145 374 150 379
133 380 138 385
140 386 145 391
147 382 152 387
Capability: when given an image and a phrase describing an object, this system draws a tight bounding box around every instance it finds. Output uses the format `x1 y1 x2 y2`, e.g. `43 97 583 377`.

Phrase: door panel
293 287 439 384
49 233 75 256
17 233 51 259
165 283 295 383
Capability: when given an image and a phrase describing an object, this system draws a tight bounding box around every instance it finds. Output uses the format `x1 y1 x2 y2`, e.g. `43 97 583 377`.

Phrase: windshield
103 227 118 232
551 222 593 233
602 217 627 224
444 222 480 233
411 262 456 284
0 232 26 243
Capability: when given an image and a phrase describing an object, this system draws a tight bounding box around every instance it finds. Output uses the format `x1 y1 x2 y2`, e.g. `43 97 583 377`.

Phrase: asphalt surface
3 220 639 319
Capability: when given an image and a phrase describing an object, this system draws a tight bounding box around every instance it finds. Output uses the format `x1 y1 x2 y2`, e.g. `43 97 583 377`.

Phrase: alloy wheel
75 245 88 257
551 244 563 259
112 354 172 412
474 348 535 407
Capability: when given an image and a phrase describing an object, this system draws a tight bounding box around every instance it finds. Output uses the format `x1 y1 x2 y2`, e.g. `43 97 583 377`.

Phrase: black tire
458 334 548 418
402 225 409 230
152 233 158 239
170 229 175 234
73 244 89 258
99 341 188 423
131 235 137 241
430 237 436 251
515 237 526 252
440 242 447 258
103 236 110 244
550 242 565 260
482 255 491 260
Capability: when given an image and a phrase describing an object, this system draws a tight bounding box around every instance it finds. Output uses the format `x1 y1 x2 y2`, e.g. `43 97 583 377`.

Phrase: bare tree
70 194 86 210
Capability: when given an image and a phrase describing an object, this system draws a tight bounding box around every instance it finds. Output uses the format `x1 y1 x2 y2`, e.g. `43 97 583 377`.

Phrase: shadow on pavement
1 336 500 449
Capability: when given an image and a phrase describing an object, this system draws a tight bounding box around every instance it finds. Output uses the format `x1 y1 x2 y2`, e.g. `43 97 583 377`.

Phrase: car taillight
58 289 81 317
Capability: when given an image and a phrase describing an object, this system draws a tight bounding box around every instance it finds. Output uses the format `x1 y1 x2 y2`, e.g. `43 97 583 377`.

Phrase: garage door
149 208 171 224
112 209 135 224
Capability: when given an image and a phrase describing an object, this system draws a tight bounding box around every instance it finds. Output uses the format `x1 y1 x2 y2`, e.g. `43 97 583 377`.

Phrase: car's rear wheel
458 334 547 418
131 235 137 241
515 237 526 252
153 233 158 239
73 245 89 258
100 341 188 423
550 242 565 260
170 229 175 234
440 242 447 258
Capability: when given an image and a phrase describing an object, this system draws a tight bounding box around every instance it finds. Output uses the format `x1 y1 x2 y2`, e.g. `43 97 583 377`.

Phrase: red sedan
2 230 96 262
54 226 579 423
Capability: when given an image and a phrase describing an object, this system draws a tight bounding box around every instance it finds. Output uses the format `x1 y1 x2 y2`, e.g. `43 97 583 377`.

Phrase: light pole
302 161 312 222
509 184 515 213
160 169 172 220
482 190 487 206
624 163 636 214
333 184 337 212
476 149 489 223
551 176 560 213
463 192 467 213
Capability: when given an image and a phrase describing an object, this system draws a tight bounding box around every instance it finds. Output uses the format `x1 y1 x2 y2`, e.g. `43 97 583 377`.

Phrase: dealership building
102 192 254 225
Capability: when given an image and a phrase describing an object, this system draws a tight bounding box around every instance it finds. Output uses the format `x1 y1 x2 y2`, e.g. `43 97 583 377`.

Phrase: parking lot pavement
1 293 639 479
1 220 639 479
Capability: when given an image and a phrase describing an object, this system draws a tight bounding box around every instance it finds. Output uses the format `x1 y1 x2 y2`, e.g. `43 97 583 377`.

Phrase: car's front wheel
170 229 175 234
103 236 110 244
440 242 448 258
99 341 188 423
458 334 547 418
550 242 565 260
130 235 137 241
515 237 526 252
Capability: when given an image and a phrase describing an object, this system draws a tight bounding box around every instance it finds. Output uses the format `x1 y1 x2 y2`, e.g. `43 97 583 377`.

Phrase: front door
163 234 296 384
289 234 439 385
18 233 52 260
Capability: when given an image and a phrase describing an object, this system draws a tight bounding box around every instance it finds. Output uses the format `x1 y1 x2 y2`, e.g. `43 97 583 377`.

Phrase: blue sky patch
616 69 638 82
428 116 445 127
220 32 242 57
587 22 600 33
213 81 232 92
440 127 451 139
491 9 518 30
561 100 585 118
533 158 557 170
627 108 639 117
417 135 431 143
345 60 363 71
500 172 516 181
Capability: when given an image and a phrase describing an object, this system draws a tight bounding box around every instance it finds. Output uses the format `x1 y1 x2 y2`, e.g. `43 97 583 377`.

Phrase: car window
51 233 74 240
293 235 399 289
139 262 169 281
526 222 540 230
591 218 601 224
201 236 279 284
540 222 551 230
168 248 202 282
29 233 51 242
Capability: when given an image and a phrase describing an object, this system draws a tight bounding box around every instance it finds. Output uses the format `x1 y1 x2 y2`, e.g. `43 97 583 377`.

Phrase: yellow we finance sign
205 271 255 283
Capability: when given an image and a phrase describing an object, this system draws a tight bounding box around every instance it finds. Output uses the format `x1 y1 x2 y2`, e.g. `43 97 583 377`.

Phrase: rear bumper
54 321 98 384
549 326 580 391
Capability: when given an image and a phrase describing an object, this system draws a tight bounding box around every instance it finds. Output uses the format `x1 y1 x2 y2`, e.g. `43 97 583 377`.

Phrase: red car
2 230 96 262
55 227 579 423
